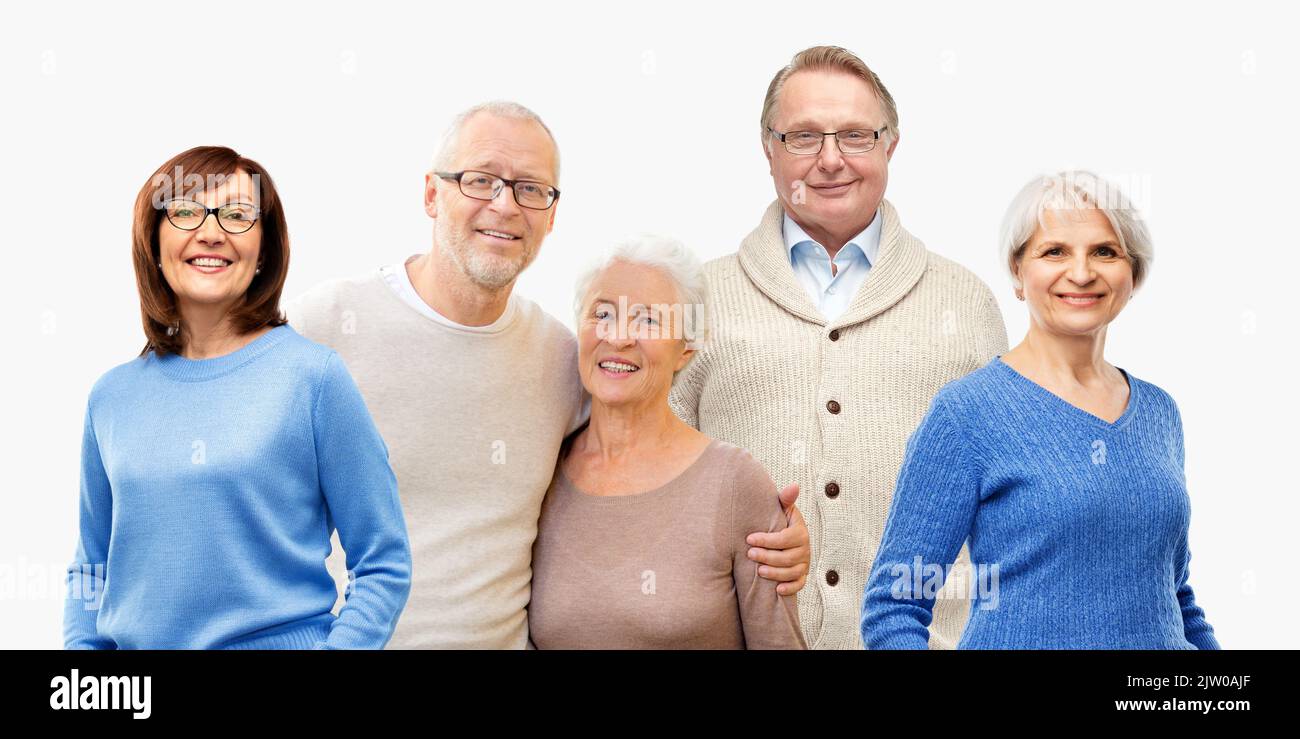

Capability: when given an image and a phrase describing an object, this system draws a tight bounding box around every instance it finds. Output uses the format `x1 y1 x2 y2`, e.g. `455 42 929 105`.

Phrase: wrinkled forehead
453 115 558 183
158 167 261 206
775 70 883 130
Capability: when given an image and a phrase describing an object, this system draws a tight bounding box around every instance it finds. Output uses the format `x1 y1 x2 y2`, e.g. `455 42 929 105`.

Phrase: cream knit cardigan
670 199 1009 650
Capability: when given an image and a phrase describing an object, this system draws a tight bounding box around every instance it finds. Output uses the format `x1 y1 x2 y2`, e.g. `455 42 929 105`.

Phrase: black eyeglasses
160 199 260 234
767 127 886 155
435 170 560 210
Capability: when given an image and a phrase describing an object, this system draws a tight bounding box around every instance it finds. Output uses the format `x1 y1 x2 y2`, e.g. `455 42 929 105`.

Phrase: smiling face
425 112 558 291
1015 208 1135 337
764 69 897 249
156 168 262 320
577 260 694 410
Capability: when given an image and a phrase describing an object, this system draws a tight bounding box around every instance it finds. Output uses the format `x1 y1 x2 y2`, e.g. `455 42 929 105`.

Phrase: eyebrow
782 120 876 131
462 162 549 183
1037 240 1121 249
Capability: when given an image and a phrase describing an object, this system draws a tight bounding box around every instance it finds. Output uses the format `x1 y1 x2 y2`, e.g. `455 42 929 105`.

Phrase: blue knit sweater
64 325 412 649
861 356 1219 649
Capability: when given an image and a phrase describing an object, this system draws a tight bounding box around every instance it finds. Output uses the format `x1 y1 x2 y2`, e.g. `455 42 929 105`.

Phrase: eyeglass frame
766 126 887 155
434 170 561 210
158 198 261 234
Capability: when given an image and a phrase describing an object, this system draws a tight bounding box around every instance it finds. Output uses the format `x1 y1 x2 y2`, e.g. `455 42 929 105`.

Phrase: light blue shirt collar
782 212 881 267
781 211 883 322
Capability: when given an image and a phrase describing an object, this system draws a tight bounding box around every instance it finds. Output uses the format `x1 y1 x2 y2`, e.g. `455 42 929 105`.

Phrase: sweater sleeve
860 398 980 650
668 350 706 430
63 401 115 650
311 352 413 649
730 450 807 649
1168 399 1220 650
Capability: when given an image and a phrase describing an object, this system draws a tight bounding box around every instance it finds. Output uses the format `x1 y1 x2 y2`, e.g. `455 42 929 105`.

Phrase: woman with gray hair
860 171 1220 649
527 235 806 649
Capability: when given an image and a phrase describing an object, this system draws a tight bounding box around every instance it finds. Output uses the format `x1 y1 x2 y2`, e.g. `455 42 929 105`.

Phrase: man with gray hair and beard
286 101 811 649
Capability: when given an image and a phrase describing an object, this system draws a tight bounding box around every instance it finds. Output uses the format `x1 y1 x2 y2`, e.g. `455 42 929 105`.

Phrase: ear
546 202 558 235
424 172 439 219
884 131 900 161
762 132 775 174
674 344 696 373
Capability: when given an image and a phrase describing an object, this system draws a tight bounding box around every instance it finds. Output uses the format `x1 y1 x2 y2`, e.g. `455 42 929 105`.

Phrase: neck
177 302 254 359
407 248 513 327
1008 323 1112 384
581 392 683 463
789 207 878 259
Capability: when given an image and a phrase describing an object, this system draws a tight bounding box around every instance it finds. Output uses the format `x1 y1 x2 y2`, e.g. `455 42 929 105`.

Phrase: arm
63 402 115 649
312 352 413 649
745 484 809 596
1169 400 1220 649
731 453 807 649
860 399 980 650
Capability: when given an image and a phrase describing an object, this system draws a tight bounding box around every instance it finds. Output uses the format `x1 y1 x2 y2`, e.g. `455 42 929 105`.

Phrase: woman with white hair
527 235 806 649
860 171 1220 649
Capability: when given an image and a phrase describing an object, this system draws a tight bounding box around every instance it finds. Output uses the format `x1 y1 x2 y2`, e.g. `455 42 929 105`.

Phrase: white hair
432 100 561 183
573 235 708 371
999 170 1153 290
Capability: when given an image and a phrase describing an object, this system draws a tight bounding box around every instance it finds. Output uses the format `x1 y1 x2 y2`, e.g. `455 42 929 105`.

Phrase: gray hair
761 45 900 151
432 100 561 183
573 235 708 370
999 170 1154 291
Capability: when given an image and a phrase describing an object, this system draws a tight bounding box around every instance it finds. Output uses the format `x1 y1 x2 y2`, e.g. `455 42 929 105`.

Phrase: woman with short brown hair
64 146 412 649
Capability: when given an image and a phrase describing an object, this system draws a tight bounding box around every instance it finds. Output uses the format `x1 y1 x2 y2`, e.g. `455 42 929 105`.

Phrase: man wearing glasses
285 101 810 648
669 47 1009 650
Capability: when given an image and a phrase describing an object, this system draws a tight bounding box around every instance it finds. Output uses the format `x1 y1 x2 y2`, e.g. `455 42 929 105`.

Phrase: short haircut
573 235 708 374
432 100 561 184
761 45 900 146
130 146 289 357
999 170 1154 290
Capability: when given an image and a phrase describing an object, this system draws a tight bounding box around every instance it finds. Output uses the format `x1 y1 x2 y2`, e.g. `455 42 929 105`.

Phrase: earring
255 264 262 275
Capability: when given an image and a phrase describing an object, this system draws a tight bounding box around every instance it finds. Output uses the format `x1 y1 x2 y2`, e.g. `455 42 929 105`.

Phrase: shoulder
1126 371 1181 421
709 440 778 501
283 270 387 326
701 253 744 285
87 354 151 408
921 251 1000 306
512 294 577 346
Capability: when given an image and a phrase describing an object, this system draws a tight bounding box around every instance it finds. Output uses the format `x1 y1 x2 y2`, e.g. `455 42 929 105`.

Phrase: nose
817 133 844 171
1067 252 1096 285
195 211 226 245
487 182 523 218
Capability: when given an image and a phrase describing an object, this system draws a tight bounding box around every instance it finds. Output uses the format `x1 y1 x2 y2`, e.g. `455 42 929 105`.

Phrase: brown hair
761 45 900 144
131 146 289 357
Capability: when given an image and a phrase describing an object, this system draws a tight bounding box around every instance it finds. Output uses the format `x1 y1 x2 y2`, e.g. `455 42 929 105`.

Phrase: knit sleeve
729 450 807 649
311 352 413 649
860 397 980 650
972 279 1009 364
1168 399 1220 650
63 400 115 649
669 351 707 430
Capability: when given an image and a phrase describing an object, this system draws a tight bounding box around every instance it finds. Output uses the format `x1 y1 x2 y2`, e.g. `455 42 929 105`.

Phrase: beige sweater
669 199 1008 650
285 271 585 648
528 438 807 649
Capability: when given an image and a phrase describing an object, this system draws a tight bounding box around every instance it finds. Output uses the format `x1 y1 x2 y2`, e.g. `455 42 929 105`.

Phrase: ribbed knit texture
285 271 586 649
64 325 412 649
861 357 1220 649
669 199 1008 650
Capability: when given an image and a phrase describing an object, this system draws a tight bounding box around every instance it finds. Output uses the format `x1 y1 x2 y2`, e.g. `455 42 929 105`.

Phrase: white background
2 0 1296 648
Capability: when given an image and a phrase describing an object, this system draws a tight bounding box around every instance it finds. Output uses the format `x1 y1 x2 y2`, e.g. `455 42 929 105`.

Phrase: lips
598 358 640 375
1056 293 1104 306
477 228 520 241
185 254 233 273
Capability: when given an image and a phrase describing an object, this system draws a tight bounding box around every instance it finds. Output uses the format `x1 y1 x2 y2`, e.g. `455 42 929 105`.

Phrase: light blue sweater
861 356 1219 649
64 325 412 649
